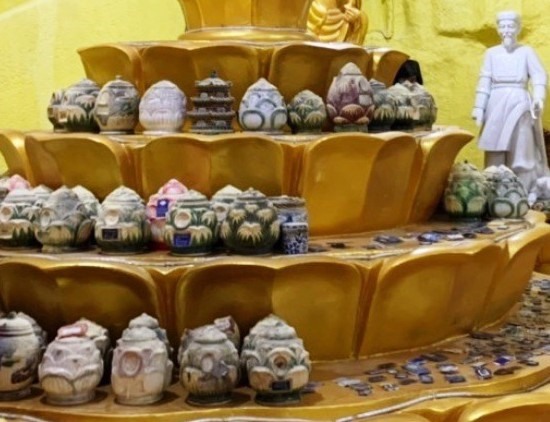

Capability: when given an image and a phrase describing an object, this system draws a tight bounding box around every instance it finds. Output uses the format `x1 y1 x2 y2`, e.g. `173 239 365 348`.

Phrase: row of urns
47 62 437 136
0 312 310 407
0 174 308 256
444 162 530 221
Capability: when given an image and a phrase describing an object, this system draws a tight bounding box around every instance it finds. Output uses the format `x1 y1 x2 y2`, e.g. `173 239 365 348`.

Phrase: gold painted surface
363 131 418 230
476 223 550 329
78 43 144 92
456 393 550 422
366 47 410 86
0 129 32 179
175 257 366 360
176 0 316 42
268 42 371 107
138 133 285 199
0 257 162 341
141 42 271 115
298 133 386 236
407 129 474 224
24 132 136 200
307 0 368 44
359 240 503 356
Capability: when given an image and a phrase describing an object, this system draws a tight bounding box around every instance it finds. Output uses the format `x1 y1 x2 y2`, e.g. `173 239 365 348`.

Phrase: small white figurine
472 10 549 192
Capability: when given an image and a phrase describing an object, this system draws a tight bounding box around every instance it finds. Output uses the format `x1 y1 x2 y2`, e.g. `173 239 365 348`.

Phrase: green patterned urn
287 90 327 134
483 165 529 219
444 161 487 220
220 188 280 255
164 190 217 255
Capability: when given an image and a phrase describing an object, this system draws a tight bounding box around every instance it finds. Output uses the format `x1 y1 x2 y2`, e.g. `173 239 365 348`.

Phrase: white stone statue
472 10 549 192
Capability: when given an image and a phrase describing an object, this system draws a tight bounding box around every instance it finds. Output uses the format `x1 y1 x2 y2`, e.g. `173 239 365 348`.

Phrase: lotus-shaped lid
290 89 324 104
3 188 37 204
103 186 143 206
0 174 31 191
72 185 98 203
0 312 34 337
196 70 232 88
264 323 297 340
236 188 268 203
192 324 228 344
129 313 160 330
77 318 109 339
212 184 243 202
247 78 280 93
158 179 188 196
369 79 387 92
103 75 138 91
249 314 288 336
57 322 88 339
67 78 100 93
43 186 83 213
175 189 210 207
269 195 306 208
449 161 484 181
339 62 364 77
483 165 518 181
32 185 53 202
121 326 158 342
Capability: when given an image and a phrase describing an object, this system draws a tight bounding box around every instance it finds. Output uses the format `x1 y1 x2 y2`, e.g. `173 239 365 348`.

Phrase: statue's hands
343 5 360 22
531 99 544 119
471 108 484 127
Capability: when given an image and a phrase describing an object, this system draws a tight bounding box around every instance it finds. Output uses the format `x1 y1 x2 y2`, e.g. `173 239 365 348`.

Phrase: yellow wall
1 0 549 171
366 0 550 165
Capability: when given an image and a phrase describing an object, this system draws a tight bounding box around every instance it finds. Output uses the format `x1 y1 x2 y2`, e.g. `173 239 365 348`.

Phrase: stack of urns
47 63 437 136
443 162 529 221
178 315 311 407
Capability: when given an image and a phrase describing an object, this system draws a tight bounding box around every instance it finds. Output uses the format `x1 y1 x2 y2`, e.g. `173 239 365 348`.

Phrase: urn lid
235 188 270 204
192 325 228 344
264 324 297 340
157 179 188 196
103 75 138 91
196 70 232 89
246 78 280 93
17 312 46 342
289 89 324 105
449 161 485 181
103 186 143 206
32 185 53 202
0 312 35 337
129 313 160 330
212 184 243 202
175 189 210 207
3 188 37 204
0 174 31 191
72 185 98 203
338 62 364 77
145 80 185 96
483 165 518 182
121 326 158 342
369 79 387 92
269 195 306 209
66 78 100 93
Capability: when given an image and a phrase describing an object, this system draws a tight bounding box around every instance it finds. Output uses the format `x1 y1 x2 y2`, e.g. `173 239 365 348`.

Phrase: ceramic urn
128 313 173 358
179 325 240 406
483 165 529 219
112 327 173 405
0 313 41 400
95 186 151 254
72 185 100 219
58 78 100 132
387 83 415 130
245 317 311 405
0 189 45 249
139 80 187 134
287 90 327 134
39 324 103 405
93 76 140 134
34 186 94 253
407 81 437 131
220 188 280 255
0 175 31 193
326 62 374 132
239 78 287 133
47 89 66 132
368 79 398 132
146 179 188 249
164 190 217 256
444 161 488 220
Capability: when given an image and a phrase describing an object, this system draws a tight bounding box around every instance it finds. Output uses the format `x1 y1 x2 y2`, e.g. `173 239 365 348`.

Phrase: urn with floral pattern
139 80 187 134
0 313 41 400
93 76 140 134
58 78 100 133
220 189 280 255
0 189 46 249
369 79 398 132
483 165 529 219
47 89 66 132
287 90 327 134
239 78 287 133
164 190 217 255
95 186 151 254
444 161 488 220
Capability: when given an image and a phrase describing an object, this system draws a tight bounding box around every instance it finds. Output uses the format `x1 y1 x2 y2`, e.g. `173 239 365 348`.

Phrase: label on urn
174 233 191 248
102 228 119 241
271 380 292 391
156 199 169 218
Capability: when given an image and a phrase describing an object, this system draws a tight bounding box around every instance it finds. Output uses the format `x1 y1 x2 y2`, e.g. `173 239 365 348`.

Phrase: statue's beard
502 36 516 50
